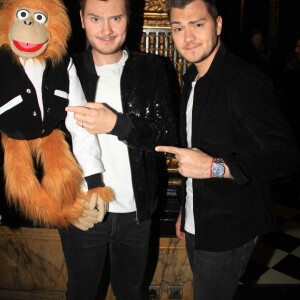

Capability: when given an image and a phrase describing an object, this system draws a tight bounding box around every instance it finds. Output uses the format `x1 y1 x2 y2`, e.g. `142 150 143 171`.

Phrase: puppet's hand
83 186 115 224
72 196 102 231
91 192 109 222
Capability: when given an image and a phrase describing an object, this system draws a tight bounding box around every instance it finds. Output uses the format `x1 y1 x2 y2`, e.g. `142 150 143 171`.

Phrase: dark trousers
185 232 259 300
59 212 151 300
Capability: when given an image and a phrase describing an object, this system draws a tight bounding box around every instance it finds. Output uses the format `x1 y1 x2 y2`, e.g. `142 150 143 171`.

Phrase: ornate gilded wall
128 0 188 84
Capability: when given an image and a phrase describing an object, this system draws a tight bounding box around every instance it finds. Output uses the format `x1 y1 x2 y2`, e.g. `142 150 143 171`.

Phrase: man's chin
184 56 202 64
95 46 121 55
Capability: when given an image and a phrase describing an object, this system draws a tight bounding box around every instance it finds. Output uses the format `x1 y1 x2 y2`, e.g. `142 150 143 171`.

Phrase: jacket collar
83 46 96 75
83 45 132 75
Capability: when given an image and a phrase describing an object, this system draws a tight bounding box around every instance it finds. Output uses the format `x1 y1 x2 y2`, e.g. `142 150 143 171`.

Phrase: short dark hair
165 0 218 20
79 0 131 17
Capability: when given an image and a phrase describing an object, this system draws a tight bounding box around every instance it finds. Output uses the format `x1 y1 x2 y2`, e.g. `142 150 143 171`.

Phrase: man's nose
101 20 113 35
184 27 196 43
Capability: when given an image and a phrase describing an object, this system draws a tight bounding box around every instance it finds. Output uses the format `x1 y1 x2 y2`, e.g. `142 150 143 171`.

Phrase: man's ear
216 16 222 36
80 10 85 29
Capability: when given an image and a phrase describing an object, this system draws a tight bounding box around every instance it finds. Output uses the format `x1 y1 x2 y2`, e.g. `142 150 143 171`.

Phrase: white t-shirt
21 58 45 119
184 80 196 234
95 50 136 213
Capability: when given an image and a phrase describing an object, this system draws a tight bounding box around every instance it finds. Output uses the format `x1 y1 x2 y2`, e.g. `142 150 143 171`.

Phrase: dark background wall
63 0 86 54
220 0 299 62
64 0 300 67
278 0 300 59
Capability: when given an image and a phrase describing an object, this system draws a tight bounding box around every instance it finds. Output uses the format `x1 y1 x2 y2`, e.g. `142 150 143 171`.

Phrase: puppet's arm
66 58 114 226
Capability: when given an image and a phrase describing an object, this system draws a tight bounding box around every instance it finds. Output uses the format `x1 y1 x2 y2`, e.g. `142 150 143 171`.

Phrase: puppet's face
9 7 50 58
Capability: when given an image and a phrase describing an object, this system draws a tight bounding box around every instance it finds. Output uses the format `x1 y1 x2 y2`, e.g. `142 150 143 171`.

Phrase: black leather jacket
74 47 178 222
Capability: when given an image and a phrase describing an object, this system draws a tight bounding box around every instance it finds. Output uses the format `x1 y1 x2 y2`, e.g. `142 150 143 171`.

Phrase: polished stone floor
234 284 300 300
239 178 300 286
234 176 300 300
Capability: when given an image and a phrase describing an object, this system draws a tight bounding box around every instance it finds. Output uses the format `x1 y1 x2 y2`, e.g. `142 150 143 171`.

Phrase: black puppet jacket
180 43 300 251
74 47 178 223
0 49 70 140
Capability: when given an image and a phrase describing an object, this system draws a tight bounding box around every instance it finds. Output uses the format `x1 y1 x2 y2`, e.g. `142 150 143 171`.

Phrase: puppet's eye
16 9 30 20
34 13 47 24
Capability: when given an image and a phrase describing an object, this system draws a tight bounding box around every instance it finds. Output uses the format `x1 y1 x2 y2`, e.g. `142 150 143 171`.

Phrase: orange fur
87 186 115 202
2 131 87 227
32 130 84 208
0 0 71 65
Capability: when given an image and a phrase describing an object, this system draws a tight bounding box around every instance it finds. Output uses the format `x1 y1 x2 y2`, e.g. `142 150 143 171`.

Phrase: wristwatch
211 158 225 178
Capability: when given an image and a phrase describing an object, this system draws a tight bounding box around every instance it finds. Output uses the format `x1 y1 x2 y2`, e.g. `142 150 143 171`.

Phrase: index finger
66 106 91 115
155 145 181 155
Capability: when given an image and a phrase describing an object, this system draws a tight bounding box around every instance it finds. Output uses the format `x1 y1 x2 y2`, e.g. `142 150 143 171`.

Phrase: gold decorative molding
143 13 170 29
143 0 169 28
144 0 166 12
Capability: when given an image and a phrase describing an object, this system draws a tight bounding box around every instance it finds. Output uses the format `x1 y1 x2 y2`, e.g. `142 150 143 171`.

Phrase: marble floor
240 178 300 286
234 284 300 300
233 176 300 300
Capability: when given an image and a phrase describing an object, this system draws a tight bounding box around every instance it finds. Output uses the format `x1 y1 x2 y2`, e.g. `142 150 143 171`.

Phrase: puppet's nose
24 17 34 26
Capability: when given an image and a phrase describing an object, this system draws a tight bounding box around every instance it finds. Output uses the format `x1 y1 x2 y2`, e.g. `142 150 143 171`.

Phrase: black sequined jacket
74 47 178 223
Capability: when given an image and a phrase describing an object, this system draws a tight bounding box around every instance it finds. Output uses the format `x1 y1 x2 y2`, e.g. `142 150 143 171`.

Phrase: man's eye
113 16 121 22
91 17 99 22
173 27 183 32
195 23 203 28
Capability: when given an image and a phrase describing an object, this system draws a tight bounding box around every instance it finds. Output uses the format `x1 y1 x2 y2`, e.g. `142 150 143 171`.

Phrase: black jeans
185 232 259 300
59 212 151 300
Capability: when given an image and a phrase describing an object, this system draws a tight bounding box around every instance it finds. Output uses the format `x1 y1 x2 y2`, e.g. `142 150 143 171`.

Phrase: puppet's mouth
12 40 45 52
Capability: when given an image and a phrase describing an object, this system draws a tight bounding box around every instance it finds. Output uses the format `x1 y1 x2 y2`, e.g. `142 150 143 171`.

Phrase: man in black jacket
156 0 300 299
59 0 177 299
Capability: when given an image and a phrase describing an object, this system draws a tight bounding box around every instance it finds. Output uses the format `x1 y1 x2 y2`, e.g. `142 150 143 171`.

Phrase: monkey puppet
0 0 114 228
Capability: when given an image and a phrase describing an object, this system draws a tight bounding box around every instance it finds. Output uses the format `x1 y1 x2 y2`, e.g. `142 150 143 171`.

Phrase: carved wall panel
129 0 189 85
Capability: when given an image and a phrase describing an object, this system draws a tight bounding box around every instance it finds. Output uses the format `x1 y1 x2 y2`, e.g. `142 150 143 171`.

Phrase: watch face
212 162 225 177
